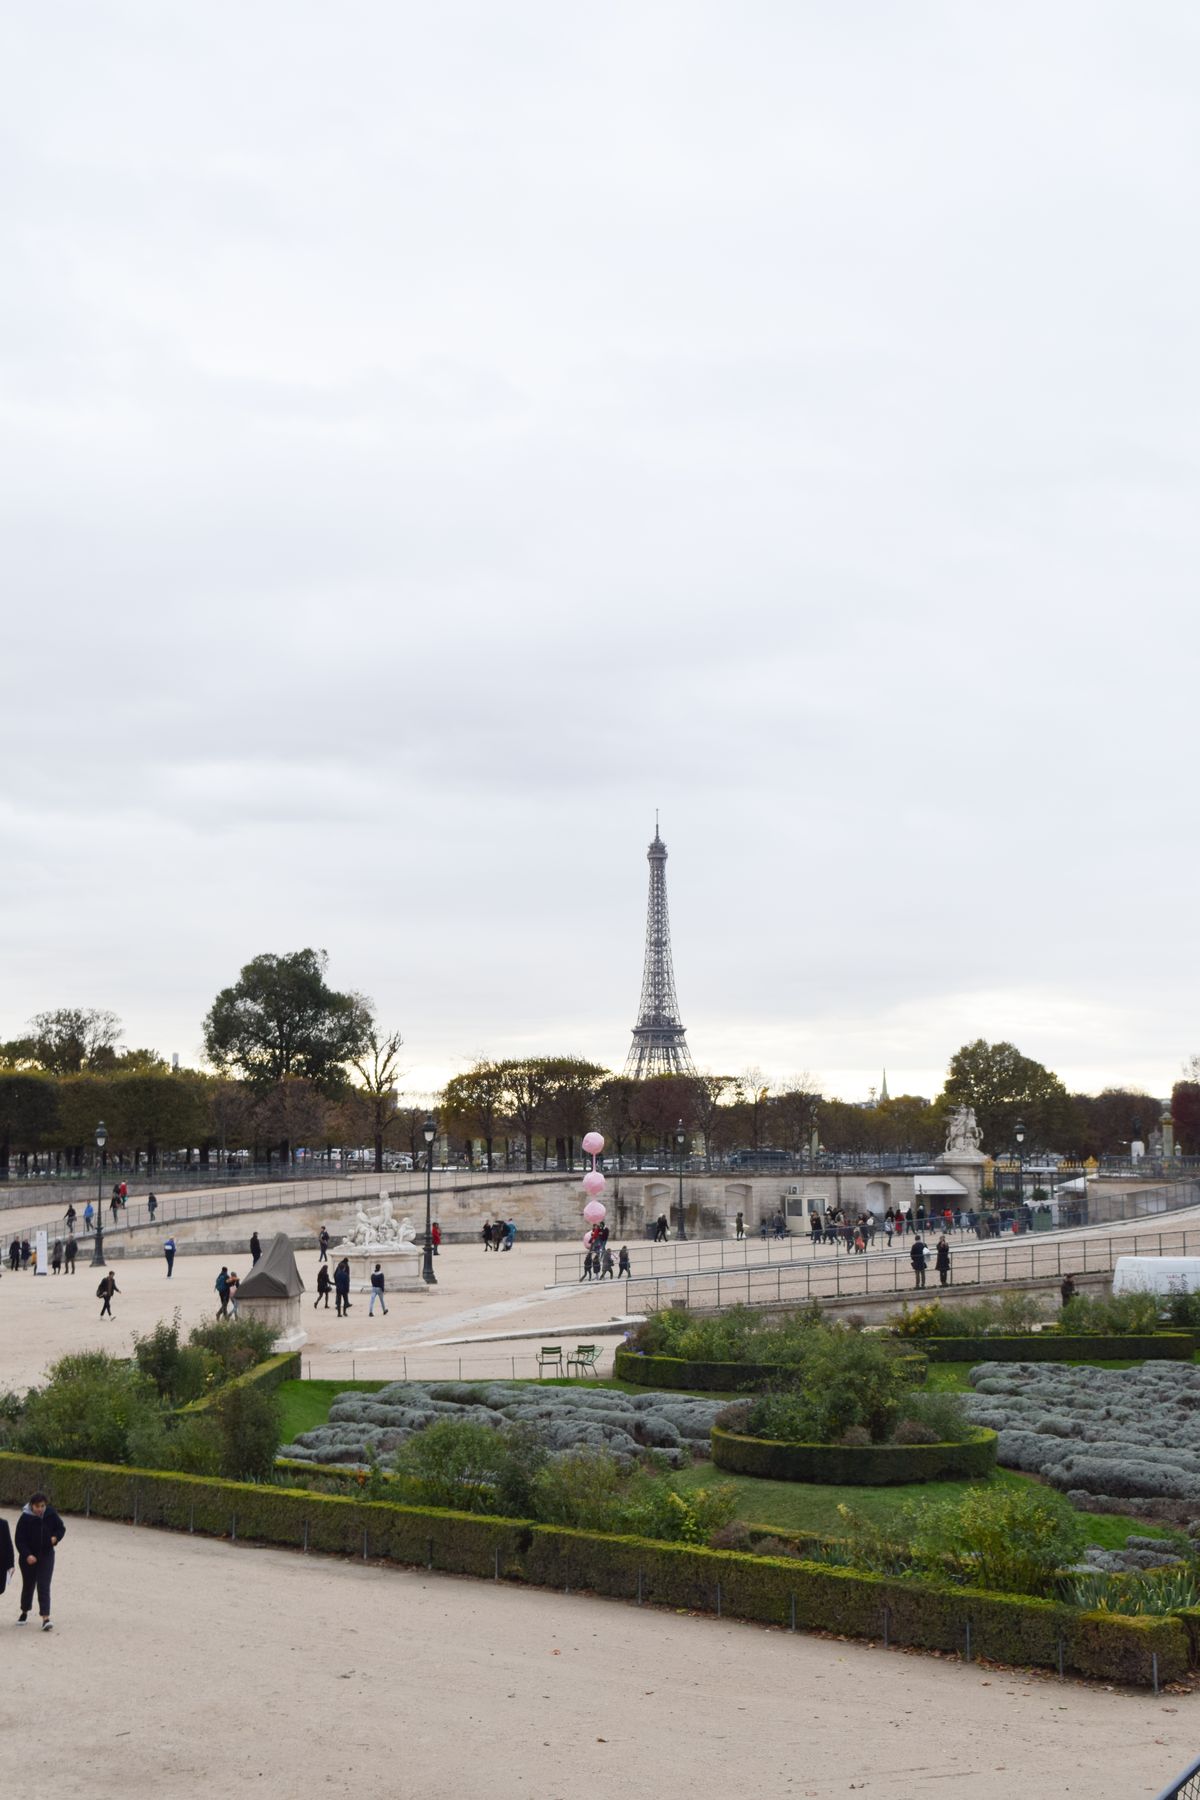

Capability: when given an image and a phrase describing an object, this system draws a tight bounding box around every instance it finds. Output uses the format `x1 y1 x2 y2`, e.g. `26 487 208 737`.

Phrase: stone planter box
615 1346 927 1392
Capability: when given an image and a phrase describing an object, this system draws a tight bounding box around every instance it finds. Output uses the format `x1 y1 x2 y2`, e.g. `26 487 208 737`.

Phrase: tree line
0 953 1190 1177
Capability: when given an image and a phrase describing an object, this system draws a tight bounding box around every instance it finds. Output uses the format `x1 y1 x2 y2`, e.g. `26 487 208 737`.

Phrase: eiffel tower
624 818 697 1079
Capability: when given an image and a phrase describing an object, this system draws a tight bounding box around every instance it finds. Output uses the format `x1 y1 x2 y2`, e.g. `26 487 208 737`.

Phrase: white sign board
34 1228 48 1276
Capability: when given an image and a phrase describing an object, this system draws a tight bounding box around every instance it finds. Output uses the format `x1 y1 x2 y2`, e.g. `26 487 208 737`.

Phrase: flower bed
284 1380 726 1468
0 1449 1181 1687
965 1362 1200 1510
614 1347 928 1392
711 1423 997 1486
913 1334 1194 1364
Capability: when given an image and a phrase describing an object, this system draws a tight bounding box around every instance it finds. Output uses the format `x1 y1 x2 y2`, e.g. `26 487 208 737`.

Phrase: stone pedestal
345 1250 424 1295
236 1291 307 1353
933 1155 985 1202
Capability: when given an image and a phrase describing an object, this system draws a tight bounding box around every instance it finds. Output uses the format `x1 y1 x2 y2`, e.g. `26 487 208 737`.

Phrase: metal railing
1153 1756 1200 1800
297 1348 617 1384
603 1224 1200 1313
553 1183 1200 1285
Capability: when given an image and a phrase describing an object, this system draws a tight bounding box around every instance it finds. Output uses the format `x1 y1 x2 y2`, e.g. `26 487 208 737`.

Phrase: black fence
1154 1756 1200 1800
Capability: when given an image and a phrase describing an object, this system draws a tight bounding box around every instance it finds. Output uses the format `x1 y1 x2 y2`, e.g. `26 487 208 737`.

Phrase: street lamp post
91 1121 108 1268
1014 1118 1026 1214
421 1116 437 1285
675 1120 687 1241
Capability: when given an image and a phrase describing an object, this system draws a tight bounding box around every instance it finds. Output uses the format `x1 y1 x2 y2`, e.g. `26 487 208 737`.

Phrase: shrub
896 1388 972 1445
212 1378 281 1482
908 1483 1086 1598
15 1351 170 1467
1059 1292 1161 1337
892 1420 939 1446
744 1332 908 1444
187 1318 276 1380
393 1419 511 1512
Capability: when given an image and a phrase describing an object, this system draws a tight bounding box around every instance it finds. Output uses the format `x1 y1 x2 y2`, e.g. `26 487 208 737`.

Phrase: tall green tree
202 950 372 1094
0 1071 59 1180
442 1060 508 1170
3 1007 122 1074
940 1039 1071 1153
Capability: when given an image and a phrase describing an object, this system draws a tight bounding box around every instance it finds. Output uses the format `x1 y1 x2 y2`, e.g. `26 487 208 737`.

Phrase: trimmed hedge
175 1352 301 1416
711 1423 998 1486
906 1334 1195 1364
615 1347 928 1392
0 1449 1180 1686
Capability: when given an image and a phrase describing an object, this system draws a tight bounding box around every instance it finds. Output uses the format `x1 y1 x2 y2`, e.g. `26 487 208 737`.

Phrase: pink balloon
583 1199 607 1224
582 1170 605 1195
582 1131 605 1156
582 1231 594 1247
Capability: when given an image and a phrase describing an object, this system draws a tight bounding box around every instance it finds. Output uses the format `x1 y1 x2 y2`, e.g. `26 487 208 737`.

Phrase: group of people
481 1219 516 1252
0 1492 65 1632
314 1256 357 1315
907 1234 952 1288
579 1221 631 1280
8 1235 80 1275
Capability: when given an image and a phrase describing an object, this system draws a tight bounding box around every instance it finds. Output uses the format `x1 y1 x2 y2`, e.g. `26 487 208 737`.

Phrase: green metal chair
536 1345 564 1379
567 1344 600 1379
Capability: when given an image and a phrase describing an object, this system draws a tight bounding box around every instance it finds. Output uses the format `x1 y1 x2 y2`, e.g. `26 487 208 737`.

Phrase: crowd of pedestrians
578 1218 631 1280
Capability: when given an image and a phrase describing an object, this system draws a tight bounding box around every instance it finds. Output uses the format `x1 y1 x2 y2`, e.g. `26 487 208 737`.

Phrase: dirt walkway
0 1518 1193 1799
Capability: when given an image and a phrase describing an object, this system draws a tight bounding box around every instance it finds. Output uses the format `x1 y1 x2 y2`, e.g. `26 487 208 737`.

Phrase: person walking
249 1231 261 1265
481 1221 494 1252
735 1211 744 1240
119 1180 128 1208
1061 1273 1077 1308
502 1219 516 1251
600 1245 615 1279
83 1200 94 1237
64 1203 76 1234
147 1193 158 1222
8 1237 19 1273
226 1270 240 1319
430 1222 441 1256
16 1492 65 1631
910 1236 928 1290
334 1258 352 1317
97 1271 119 1317
50 1240 62 1275
935 1236 951 1287
314 1263 332 1308
368 1263 389 1316
214 1267 231 1319
317 1227 331 1264
617 1245 631 1278
64 1235 77 1274
163 1236 176 1278
0 1514 12 1597
579 1249 594 1281
20 1239 31 1269
110 1186 121 1221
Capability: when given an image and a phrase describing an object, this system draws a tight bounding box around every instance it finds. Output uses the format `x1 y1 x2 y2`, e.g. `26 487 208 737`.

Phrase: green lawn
277 1367 1182 1556
278 1378 388 1444
670 1461 1176 1551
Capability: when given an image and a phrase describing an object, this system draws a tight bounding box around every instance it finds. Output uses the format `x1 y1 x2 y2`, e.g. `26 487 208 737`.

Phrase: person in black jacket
910 1236 928 1290
16 1493 65 1629
249 1231 261 1265
0 1517 13 1595
333 1258 352 1317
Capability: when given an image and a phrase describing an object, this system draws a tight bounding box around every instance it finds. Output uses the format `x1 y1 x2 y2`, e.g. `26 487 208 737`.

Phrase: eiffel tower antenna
624 819 696 1079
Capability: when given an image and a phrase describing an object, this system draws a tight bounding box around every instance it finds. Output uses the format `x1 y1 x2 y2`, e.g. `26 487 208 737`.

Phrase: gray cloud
3 2 1196 1100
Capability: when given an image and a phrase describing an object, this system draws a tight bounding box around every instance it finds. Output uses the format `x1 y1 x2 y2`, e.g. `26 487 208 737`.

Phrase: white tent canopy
912 1174 969 1198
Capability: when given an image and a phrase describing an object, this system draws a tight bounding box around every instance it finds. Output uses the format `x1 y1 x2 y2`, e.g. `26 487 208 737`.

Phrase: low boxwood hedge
906 1334 1194 1364
710 1422 998 1486
0 1448 1183 1685
615 1347 927 1392
175 1351 301 1416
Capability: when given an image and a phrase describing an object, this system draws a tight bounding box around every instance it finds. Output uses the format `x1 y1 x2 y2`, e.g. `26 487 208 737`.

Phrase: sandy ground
0 1517 1193 1800
6 1206 1200 1392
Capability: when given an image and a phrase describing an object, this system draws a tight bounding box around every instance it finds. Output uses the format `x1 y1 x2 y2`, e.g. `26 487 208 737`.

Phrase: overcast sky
3 3 1197 1104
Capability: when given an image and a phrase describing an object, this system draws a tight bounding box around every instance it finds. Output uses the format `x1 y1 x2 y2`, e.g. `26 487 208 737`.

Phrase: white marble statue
340 1193 419 1252
944 1105 983 1157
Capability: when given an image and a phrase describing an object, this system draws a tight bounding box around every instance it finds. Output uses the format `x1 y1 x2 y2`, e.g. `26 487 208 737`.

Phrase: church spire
879 1069 889 1103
